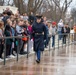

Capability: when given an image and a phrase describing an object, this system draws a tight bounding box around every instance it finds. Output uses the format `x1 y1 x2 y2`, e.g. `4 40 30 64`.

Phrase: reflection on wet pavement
0 45 76 75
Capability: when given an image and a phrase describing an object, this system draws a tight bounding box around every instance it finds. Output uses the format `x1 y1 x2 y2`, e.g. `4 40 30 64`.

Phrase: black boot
20 51 27 55
36 59 40 64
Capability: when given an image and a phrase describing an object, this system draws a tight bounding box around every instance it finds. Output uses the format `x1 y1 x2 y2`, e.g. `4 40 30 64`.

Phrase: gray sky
70 0 76 8
6 0 76 9
67 0 76 12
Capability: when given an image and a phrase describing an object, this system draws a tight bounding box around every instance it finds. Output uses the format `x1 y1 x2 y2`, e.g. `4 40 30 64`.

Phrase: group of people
0 7 76 64
0 8 34 60
57 19 70 44
0 8 51 63
58 19 76 44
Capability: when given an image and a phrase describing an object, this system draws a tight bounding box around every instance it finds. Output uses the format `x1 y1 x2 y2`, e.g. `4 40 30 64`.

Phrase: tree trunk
28 0 34 15
13 0 25 14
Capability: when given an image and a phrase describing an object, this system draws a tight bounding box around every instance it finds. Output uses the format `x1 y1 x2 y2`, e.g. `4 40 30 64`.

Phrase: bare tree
47 0 59 21
13 0 25 14
71 8 76 17
53 0 72 19
28 0 43 15
48 0 73 21
0 0 5 6
71 7 76 24
13 0 43 15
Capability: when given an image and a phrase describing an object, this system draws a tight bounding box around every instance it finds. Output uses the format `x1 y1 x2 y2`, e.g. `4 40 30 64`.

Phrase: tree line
0 0 74 22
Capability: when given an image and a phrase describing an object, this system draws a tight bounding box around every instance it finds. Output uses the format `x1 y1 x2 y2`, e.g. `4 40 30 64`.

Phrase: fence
48 33 76 51
0 35 30 65
0 33 76 65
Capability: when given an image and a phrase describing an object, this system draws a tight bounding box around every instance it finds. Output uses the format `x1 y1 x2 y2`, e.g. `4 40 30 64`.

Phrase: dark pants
74 33 76 41
0 44 4 58
21 41 27 52
18 39 23 53
45 36 50 47
6 44 12 57
74 33 76 45
52 35 55 47
36 50 41 61
13 41 17 53
47 37 50 45
63 35 66 44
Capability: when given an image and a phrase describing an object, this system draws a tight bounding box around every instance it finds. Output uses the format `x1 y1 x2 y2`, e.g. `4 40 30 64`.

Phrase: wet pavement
0 44 76 75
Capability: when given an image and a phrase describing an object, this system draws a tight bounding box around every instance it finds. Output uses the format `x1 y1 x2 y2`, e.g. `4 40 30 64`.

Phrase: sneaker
19 51 27 55
6 58 9 60
31 47 33 50
51 47 54 50
9 55 15 58
0 58 3 61
6 56 10 58
45 47 48 50
24 48 27 52
12 53 17 56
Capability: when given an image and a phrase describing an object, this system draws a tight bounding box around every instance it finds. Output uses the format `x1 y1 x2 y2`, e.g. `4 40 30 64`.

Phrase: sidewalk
0 44 76 75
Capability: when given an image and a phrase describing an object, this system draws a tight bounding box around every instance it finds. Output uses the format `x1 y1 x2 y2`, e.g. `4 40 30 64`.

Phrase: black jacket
32 21 47 52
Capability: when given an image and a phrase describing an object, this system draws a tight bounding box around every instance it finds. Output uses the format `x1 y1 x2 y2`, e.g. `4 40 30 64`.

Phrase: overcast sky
67 0 76 12
6 0 76 9
70 0 76 8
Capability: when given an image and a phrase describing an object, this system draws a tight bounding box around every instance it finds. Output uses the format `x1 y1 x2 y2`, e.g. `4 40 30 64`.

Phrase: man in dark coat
2 12 9 26
61 24 68 44
29 12 35 25
32 15 47 63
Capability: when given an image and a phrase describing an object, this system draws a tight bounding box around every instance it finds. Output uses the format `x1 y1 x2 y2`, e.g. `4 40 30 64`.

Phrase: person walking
51 22 57 48
16 19 26 54
32 15 47 63
57 19 64 40
70 28 74 42
73 25 76 44
0 21 4 60
61 24 68 44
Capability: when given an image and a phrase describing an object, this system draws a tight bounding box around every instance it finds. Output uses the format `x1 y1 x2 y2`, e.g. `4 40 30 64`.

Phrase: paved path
0 44 76 75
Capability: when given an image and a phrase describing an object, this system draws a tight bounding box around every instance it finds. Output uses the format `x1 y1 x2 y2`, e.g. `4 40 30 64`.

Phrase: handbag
22 35 28 41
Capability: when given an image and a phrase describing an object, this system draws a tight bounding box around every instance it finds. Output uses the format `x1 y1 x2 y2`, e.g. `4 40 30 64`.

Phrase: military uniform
32 16 47 63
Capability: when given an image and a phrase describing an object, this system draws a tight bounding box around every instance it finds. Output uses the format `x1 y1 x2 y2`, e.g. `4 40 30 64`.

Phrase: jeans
44 35 48 47
58 31 62 40
36 50 41 60
52 35 55 47
63 36 66 44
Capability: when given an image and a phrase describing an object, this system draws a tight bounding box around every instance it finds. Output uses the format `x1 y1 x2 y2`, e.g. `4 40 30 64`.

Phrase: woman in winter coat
0 21 4 60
